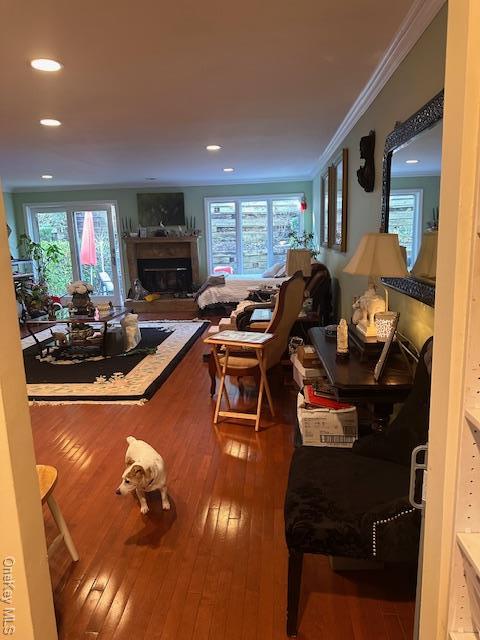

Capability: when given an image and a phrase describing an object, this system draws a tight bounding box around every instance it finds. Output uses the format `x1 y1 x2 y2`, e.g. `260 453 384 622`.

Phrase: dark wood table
309 326 414 430
25 306 131 357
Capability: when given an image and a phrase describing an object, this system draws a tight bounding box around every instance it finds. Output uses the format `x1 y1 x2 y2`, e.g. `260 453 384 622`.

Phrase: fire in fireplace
137 258 193 294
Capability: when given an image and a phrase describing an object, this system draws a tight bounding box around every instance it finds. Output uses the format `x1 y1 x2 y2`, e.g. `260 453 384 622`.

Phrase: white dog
116 436 170 514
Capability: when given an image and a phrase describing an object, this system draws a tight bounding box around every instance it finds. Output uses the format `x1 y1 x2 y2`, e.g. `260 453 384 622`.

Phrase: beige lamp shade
286 249 312 277
343 233 407 278
411 231 438 279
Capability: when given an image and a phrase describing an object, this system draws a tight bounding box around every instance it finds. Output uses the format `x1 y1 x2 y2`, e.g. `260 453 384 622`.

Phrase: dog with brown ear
116 436 170 514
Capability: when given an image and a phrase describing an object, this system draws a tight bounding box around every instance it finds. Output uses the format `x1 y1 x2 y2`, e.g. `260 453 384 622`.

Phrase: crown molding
8 174 314 194
391 170 441 178
311 0 446 177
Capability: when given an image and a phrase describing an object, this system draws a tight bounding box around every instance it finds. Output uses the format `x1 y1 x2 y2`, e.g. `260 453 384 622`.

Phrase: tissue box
297 393 358 447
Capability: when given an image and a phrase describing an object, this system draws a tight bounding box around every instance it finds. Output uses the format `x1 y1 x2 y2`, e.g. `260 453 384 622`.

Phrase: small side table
309 327 414 430
204 331 277 431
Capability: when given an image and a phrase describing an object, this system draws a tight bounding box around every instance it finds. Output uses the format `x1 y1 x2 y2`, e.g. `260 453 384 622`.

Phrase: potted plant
288 230 319 259
19 234 63 285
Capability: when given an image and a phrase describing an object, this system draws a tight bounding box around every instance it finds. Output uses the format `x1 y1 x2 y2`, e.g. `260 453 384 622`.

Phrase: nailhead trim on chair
372 508 416 557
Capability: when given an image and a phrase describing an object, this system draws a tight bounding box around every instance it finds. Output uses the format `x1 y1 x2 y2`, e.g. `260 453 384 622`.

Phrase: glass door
73 209 121 302
27 202 123 304
240 200 268 274
28 209 75 297
208 201 239 274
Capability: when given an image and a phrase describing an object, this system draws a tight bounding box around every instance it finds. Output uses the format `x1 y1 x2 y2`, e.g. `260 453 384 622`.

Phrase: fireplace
137 258 192 293
125 237 200 312
125 236 200 298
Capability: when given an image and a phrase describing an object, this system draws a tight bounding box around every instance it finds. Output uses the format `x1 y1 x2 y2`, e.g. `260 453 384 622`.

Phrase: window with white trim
205 194 304 275
388 189 423 269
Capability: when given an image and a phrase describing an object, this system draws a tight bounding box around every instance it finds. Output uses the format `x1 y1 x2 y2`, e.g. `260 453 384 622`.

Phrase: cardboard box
297 345 322 367
297 393 358 448
291 353 324 388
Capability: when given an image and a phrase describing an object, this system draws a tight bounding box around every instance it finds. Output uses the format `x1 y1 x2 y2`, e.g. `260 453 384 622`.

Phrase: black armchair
284 337 433 636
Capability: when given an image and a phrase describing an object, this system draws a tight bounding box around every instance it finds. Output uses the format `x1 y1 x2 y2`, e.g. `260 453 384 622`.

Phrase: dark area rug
23 321 209 403
23 327 172 384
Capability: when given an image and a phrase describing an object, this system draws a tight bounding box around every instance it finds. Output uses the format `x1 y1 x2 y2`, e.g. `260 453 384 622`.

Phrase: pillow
275 264 287 278
121 313 141 351
262 262 283 278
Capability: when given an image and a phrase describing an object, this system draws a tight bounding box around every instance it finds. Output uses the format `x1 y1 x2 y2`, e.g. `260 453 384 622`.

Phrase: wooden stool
36 465 79 562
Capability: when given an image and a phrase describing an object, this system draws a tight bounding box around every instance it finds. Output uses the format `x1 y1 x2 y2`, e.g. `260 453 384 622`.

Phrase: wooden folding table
204 331 277 431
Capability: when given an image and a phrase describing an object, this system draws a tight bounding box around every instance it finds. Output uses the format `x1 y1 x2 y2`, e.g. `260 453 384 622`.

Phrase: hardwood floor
30 315 415 639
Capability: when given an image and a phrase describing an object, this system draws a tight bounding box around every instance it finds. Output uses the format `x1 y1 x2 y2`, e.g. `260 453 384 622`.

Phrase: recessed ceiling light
206 144 222 151
31 58 63 72
40 118 62 127
223 167 234 173
405 159 419 164
41 174 53 180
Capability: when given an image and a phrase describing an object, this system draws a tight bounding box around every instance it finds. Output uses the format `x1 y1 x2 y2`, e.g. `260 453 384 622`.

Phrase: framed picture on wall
331 148 348 252
320 168 333 248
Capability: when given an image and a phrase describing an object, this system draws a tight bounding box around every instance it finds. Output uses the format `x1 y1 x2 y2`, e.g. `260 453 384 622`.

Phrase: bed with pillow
196 262 288 310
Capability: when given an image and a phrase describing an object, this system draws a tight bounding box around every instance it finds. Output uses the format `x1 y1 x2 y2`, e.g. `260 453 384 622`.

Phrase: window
388 189 423 269
205 194 303 274
24 201 124 302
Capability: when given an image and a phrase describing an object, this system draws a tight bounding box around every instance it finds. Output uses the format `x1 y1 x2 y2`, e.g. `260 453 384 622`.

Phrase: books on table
303 384 354 412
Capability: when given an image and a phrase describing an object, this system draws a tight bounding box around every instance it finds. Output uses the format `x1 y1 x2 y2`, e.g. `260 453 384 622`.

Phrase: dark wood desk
309 327 414 430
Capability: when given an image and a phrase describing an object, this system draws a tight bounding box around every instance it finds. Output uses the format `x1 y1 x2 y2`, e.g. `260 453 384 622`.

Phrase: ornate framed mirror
380 90 443 307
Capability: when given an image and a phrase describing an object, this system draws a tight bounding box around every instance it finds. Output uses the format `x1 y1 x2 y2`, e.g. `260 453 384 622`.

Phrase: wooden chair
36 465 79 562
207 272 305 428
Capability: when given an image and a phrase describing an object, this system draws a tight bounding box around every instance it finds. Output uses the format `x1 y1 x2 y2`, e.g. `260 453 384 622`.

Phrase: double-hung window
388 189 423 269
205 194 304 275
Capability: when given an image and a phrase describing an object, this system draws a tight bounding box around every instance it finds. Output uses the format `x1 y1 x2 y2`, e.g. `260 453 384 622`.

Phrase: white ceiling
0 0 415 190
391 121 443 176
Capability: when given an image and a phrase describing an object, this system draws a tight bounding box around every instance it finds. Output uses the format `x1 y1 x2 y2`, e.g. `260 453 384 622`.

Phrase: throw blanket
194 274 225 300
196 274 288 309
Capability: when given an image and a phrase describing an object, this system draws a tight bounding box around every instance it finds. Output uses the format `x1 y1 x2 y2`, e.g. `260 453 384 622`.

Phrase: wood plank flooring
30 314 415 639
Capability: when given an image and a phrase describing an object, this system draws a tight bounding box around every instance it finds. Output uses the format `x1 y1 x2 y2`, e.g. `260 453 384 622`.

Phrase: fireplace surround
125 237 200 289
124 236 200 312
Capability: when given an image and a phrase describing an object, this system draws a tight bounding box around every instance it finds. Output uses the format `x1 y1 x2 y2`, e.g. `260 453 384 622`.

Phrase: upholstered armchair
208 272 305 396
284 338 433 636
234 263 333 332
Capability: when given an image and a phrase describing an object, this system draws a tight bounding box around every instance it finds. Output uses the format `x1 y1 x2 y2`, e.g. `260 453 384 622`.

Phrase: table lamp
343 233 407 338
411 231 438 280
286 249 312 277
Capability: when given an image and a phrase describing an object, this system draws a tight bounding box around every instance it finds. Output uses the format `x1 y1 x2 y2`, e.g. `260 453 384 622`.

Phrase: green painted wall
391 175 441 231
12 181 312 287
2 192 17 257
312 6 447 350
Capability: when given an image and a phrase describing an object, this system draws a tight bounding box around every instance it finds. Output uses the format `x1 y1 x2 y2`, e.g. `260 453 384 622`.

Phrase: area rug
22 320 208 404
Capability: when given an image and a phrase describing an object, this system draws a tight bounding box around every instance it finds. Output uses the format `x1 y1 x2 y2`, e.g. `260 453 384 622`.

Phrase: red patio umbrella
80 211 97 284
